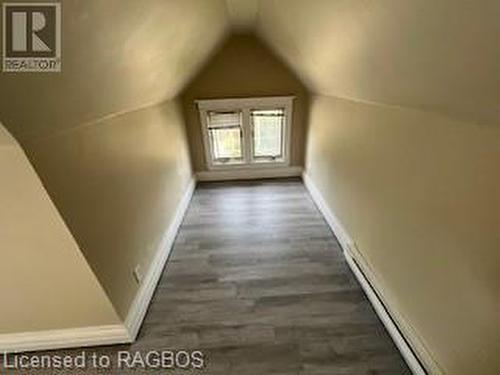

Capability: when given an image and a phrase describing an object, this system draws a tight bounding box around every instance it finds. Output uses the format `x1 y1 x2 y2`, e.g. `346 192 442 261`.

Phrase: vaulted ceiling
1 0 498 142
0 0 230 140
256 0 500 126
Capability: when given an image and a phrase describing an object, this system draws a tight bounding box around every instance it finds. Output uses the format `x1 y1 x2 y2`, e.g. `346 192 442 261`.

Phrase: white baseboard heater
303 172 434 375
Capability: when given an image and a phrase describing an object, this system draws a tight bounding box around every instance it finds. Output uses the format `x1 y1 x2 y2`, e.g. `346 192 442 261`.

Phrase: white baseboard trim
303 172 436 375
196 166 302 182
0 325 129 353
302 173 351 251
124 177 196 340
0 177 196 353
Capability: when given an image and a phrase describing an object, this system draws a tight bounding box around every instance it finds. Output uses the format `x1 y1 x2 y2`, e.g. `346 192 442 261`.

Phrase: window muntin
251 108 285 162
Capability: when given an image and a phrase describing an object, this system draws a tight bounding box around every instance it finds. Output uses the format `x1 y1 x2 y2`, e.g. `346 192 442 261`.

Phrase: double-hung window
197 96 293 169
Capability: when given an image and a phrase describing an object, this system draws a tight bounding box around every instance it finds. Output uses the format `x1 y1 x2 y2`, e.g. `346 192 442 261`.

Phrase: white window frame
196 96 294 171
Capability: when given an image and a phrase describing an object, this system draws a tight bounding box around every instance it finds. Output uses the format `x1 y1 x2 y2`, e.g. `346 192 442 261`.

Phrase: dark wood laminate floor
3 179 410 374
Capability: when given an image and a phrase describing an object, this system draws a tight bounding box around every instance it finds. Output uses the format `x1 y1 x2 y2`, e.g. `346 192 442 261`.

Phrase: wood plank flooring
2 179 410 374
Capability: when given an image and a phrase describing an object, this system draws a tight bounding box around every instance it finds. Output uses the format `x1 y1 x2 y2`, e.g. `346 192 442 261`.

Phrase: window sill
207 160 289 171
196 166 302 182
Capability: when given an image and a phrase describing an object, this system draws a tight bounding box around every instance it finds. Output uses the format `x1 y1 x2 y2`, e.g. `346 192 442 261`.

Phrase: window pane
209 127 242 161
251 109 284 160
207 111 243 164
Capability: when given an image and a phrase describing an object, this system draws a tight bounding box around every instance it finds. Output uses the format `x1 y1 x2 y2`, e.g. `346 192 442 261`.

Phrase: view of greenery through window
252 109 284 159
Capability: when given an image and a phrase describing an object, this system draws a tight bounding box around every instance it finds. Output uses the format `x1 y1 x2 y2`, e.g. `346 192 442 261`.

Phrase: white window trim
196 96 295 171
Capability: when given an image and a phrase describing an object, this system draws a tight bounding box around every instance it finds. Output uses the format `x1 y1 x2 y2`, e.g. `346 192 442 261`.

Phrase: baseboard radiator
303 172 436 375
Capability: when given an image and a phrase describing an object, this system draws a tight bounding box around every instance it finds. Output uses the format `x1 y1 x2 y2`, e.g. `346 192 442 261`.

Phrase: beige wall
258 2 500 371
0 124 120 333
305 95 500 374
181 33 309 171
0 0 218 324
0 0 228 141
23 100 193 319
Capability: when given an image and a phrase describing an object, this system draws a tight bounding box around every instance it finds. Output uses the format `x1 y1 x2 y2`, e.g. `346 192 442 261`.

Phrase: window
251 109 285 162
197 96 293 169
207 110 244 165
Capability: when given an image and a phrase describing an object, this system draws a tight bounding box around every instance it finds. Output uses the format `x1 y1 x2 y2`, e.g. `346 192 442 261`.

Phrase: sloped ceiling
255 0 500 126
0 0 229 140
1 0 498 141
225 0 258 30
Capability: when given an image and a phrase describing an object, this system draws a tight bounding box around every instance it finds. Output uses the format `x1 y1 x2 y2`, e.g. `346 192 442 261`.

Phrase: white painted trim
124 178 196 340
195 95 295 110
197 96 294 171
303 172 438 375
302 173 351 251
0 325 129 353
197 166 302 182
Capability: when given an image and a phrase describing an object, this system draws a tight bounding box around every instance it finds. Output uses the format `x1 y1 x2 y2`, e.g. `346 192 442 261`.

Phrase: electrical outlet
133 265 143 285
